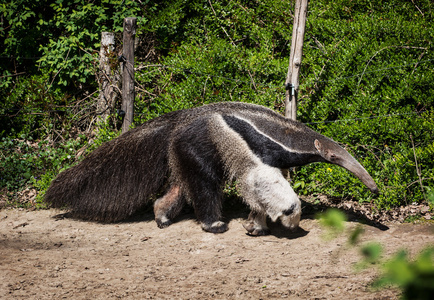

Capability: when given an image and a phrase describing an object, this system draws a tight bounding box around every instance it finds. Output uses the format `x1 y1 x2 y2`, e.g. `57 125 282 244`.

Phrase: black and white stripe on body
222 114 321 168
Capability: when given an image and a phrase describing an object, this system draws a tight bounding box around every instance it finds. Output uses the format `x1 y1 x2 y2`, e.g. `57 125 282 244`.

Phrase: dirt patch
1 206 433 299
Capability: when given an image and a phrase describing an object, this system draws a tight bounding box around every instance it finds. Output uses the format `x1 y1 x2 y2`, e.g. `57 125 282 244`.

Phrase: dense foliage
1 0 433 211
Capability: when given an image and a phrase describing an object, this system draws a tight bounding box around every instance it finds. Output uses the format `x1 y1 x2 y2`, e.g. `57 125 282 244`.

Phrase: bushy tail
45 123 172 222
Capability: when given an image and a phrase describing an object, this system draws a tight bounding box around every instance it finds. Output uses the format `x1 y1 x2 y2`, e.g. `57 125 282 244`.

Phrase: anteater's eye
283 208 294 216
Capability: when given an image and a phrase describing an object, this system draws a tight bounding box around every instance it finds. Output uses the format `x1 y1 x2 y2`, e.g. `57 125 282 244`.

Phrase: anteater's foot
201 221 228 233
156 217 173 229
243 221 271 236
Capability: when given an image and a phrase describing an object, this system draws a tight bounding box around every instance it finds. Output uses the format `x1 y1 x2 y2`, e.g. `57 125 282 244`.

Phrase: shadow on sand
51 195 389 239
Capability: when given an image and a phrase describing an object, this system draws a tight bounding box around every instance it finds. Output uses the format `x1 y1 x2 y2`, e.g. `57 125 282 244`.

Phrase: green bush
0 134 88 206
133 0 434 209
1 0 433 211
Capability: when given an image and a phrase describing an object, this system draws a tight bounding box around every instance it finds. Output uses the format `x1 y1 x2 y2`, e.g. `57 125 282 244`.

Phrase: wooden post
98 32 116 123
285 0 308 120
121 17 137 134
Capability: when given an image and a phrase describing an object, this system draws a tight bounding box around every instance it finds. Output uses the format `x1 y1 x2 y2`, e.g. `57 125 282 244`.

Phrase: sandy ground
1 204 433 300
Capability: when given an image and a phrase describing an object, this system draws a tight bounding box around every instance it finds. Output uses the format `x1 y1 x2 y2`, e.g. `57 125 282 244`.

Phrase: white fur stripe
229 114 312 155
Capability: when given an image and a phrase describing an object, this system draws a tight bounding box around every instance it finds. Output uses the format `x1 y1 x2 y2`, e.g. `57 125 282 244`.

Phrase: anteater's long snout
339 156 379 194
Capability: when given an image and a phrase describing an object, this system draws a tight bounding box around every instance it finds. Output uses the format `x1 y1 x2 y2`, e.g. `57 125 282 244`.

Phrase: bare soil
1 202 433 300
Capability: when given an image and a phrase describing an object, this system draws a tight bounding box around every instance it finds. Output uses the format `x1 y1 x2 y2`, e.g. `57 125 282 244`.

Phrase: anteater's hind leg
154 185 185 228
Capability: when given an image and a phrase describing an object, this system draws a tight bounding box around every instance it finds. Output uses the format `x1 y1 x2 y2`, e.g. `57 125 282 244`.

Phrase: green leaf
360 243 383 264
318 208 347 233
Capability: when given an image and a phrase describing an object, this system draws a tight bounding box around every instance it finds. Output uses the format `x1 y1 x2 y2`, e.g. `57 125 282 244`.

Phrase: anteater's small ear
314 139 322 153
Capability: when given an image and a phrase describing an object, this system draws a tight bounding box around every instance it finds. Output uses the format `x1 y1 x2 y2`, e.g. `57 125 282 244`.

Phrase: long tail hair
44 113 179 222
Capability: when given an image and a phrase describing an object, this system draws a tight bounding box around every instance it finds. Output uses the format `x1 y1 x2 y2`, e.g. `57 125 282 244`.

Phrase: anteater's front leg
243 211 270 236
171 121 227 233
177 155 227 233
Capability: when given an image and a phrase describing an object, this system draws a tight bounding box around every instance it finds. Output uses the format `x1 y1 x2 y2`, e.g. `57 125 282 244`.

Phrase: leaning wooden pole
285 0 308 120
121 17 137 134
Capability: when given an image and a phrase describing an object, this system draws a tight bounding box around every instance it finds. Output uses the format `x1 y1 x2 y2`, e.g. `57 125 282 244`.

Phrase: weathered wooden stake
285 0 308 120
121 17 137 134
98 32 116 123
